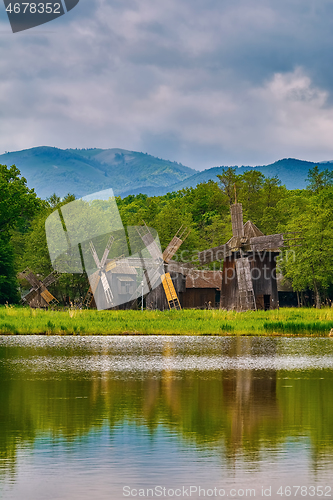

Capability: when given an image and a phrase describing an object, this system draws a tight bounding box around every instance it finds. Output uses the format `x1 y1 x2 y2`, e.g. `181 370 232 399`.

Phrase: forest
1 162 333 307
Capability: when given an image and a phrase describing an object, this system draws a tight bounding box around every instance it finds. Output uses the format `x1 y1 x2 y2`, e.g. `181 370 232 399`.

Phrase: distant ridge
0 147 195 199
166 158 325 193
0 147 332 199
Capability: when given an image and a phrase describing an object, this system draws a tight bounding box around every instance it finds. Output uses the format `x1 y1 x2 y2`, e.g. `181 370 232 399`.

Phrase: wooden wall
251 252 279 309
181 288 218 309
221 252 279 310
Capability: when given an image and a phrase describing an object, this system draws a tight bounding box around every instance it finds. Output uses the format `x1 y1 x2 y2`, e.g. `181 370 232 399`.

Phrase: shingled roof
243 220 264 238
186 270 222 290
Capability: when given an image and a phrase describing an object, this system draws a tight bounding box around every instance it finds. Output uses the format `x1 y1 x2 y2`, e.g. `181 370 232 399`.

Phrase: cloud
1 0 333 168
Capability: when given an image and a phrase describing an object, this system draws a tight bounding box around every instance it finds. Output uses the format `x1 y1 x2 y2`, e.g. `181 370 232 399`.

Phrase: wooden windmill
84 225 190 310
132 224 190 310
84 235 115 308
197 203 284 311
18 269 59 308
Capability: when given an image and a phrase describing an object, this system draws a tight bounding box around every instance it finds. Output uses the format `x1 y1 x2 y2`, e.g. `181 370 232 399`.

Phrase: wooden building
198 204 284 311
221 251 279 310
181 270 222 309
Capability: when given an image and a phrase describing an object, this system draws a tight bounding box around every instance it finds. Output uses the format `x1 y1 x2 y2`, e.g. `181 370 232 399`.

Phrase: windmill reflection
221 338 279 460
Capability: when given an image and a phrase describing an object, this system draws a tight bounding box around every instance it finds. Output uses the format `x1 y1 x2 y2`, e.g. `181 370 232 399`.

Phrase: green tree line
0 162 332 306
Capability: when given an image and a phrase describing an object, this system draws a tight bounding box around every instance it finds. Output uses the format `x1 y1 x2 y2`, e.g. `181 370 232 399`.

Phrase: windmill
84 235 115 308
18 268 60 308
83 225 190 310
132 224 190 310
197 203 284 311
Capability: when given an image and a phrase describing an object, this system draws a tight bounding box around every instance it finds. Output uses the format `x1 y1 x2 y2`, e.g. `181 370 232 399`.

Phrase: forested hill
169 159 333 193
0 147 196 199
1 146 333 199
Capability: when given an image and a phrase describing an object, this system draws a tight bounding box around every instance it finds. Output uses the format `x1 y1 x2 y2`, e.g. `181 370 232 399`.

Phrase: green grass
0 306 333 336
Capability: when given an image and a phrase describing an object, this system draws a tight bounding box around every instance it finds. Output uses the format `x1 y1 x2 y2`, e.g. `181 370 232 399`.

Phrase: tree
0 164 41 304
217 167 240 205
0 164 39 236
15 193 89 305
0 238 19 303
279 188 333 307
306 166 333 193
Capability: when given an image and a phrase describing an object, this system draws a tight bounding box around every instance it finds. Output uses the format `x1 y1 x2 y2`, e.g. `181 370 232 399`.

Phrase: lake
1 336 333 500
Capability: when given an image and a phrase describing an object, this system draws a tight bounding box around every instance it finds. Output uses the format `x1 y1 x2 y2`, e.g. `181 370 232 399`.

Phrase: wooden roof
243 220 264 238
109 262 137 275
186 270 222 290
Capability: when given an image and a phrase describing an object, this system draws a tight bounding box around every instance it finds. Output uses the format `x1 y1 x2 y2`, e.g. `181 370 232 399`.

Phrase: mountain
166 158 332 192
1 147 333 199
0 147 196 199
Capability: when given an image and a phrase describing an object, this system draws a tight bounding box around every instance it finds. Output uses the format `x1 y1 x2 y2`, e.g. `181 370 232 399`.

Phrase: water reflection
1 336 333 498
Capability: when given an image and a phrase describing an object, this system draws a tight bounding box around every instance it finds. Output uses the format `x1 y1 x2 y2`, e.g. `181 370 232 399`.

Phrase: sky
1 0 333 170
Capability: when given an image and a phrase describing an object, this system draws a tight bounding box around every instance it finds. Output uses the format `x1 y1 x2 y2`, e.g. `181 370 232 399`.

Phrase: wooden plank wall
181 288 217 309
221 252 279 310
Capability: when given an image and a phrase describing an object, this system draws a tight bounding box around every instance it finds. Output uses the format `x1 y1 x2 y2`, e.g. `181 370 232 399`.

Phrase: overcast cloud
1 0 333 169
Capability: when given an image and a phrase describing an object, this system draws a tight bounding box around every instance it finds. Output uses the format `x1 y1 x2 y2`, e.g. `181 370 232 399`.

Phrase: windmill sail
135 224 164 263
161 273 181 309
89 241 101 268
162 227 190 263
100 236 114 268
87 238 115 307
18 270 40 288
100 272 113 304
22 288 39 305
250 234 284 252
40 288 58 305
42 271 60 288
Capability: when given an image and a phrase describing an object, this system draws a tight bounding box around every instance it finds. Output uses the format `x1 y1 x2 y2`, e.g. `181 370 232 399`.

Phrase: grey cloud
1 0 333 168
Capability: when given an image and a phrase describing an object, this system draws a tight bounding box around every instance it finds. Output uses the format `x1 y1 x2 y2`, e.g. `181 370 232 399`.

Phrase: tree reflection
1 338 333 480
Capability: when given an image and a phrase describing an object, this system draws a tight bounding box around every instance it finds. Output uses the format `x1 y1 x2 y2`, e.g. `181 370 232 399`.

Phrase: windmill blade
18 270 41 288
283 232 303 248
42 271 60 288
89 271 101 294
136 224 163 262
100 235 115 269
235 257 256 311
89 241 101 268
84 271 101 308
22 288 39 305
230 203 244 238
129 262 164 302
100 271 113 304
163 236 183 263
250 234 284 252
40 288 58 305
197 244 230 266
161 273 182 310
162 227 191 263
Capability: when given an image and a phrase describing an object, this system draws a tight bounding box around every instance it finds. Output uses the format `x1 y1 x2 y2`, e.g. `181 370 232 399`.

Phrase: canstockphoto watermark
123 485 257 497
3 0 80 33
174 249 296 266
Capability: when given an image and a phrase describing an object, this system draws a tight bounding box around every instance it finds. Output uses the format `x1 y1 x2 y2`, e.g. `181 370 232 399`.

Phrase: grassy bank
1 306 333 336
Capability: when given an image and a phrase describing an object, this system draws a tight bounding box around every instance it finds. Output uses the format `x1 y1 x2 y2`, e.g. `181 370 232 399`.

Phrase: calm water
1 336 333 500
